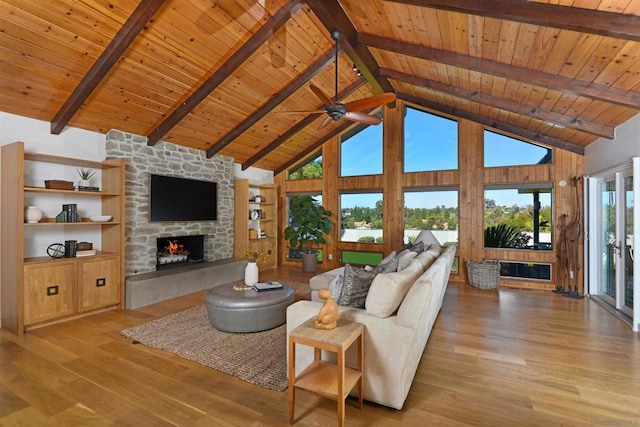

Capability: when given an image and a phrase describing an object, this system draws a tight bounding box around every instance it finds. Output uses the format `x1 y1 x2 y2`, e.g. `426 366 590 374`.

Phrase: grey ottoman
205 283 295 333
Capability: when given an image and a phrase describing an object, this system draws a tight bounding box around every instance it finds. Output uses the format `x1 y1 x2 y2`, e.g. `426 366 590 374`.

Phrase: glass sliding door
623 173 634 316
587 159 639 331
600 178 616 303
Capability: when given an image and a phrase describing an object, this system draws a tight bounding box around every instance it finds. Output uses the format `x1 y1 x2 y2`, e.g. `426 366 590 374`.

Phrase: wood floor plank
0 266 638 425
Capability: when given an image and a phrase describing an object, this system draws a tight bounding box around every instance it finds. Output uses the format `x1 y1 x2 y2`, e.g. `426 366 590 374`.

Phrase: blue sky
339 107 552 209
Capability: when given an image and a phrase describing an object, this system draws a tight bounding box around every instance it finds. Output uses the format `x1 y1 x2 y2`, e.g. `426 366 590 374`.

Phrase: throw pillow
400 240 425 254
337 264 378 308
379 250 397 265
328 272 344 300
372 255 399 273
414 230 441 250
366 261 423 318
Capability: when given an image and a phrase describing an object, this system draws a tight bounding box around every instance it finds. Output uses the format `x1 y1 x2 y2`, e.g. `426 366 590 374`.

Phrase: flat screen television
149 174 217 221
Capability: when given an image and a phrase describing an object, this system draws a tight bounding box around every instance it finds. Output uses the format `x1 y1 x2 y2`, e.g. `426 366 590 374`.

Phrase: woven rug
121 305 288 392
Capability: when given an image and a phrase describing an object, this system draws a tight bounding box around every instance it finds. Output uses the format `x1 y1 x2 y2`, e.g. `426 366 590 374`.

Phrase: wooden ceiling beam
398 93 585 155
305 0 395 95
380 67 614 139
50 0 166 135
361 33 640 110
241 77 367 170
383 0 640 42
206 48 337 158
146 0 303 146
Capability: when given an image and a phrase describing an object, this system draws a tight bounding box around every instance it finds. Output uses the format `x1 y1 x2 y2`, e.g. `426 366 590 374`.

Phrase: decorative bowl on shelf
89 215 112 222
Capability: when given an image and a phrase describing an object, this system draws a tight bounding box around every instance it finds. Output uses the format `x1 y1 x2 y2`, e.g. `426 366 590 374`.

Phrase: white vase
78 179 90 187
25 205 43 223
244 261 259 286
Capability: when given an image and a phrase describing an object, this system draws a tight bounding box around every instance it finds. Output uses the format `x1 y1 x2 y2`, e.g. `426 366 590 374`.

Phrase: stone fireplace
156 234 205 270
106 129 234 276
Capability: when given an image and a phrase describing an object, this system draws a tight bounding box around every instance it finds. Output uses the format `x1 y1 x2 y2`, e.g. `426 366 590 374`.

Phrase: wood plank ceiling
1 0 639 172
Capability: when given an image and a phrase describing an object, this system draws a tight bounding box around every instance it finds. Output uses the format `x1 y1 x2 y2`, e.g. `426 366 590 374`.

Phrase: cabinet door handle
96 278 106 287
47 285 59 296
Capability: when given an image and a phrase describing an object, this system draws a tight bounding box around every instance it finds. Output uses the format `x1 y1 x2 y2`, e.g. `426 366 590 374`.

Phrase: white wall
234 163 274 184
0 112 272 328
585 114 640 175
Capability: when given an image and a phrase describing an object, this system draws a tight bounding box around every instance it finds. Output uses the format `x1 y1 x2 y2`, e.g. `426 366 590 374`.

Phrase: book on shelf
253 281 284 292
77 185 100 192
76 249 97 257
62 203 79 222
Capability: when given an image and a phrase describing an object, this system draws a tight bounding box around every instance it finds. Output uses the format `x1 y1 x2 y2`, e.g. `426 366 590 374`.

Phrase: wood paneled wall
277 100 584 291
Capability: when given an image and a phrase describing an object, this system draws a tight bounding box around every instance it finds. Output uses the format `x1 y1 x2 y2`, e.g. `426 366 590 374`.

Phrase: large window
288 151 322 180
340 192 383 243
404 189 459 245
484 130 552 167
484 184 553 250
340 122 383 177
404 107 458 173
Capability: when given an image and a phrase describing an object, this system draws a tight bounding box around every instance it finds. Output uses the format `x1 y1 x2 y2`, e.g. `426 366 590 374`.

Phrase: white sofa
286 242 456 410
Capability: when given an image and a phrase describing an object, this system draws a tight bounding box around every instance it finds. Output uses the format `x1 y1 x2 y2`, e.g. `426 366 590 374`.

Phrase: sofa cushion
337 264 378 308
396 249 417 271
412 250 436 270
365 260 423 318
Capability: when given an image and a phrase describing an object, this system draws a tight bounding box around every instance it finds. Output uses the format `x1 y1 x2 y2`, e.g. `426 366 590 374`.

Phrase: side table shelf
288 318 364 427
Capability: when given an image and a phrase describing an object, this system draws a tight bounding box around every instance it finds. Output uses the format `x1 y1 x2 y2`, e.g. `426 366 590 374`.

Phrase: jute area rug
121 305 288 392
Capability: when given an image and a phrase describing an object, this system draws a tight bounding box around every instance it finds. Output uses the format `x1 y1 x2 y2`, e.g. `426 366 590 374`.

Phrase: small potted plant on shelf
76 168 96 188
284 195 333 273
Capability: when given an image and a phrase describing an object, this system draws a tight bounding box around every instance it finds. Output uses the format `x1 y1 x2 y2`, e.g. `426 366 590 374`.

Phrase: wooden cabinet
77 255 120 312
234 179 278 270
1 141 125 335
24 260 75 325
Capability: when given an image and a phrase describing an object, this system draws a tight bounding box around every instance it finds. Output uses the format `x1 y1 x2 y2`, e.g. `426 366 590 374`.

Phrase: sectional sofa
286 232 457 410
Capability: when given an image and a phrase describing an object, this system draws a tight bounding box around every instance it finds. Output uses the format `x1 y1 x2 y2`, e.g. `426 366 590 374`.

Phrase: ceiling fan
282 30 396 129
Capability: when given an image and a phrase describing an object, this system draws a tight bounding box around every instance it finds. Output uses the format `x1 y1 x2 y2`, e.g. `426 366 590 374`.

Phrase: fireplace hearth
156 235 204 270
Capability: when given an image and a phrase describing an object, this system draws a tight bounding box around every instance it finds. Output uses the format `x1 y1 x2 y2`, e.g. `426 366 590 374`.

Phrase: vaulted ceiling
2 0 640 173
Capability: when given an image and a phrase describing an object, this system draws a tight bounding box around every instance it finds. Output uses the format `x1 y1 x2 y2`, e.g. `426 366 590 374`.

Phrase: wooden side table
288 317 364 426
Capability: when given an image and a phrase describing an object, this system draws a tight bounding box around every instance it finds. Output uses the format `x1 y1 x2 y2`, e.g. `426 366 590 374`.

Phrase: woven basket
467 259 500 289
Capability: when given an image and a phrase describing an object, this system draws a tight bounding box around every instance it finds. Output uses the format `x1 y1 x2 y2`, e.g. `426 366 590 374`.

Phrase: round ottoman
205 283 295 333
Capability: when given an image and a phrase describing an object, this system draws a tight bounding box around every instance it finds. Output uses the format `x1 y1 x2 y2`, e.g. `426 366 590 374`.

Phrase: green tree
288 159 322 180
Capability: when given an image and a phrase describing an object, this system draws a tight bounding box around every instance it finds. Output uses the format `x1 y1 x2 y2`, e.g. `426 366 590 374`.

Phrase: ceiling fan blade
310 84 335 106
344 111 382 126
343 92 396 112
318 115 334 129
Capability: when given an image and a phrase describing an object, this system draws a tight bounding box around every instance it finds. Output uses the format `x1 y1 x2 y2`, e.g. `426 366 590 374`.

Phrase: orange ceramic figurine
314 287 339 330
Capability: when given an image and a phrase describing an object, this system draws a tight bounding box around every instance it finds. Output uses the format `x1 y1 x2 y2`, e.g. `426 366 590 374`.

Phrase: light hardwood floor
1 267 639 426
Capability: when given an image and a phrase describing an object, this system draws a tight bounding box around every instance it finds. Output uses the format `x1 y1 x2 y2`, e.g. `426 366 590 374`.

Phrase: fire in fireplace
156 234 204 270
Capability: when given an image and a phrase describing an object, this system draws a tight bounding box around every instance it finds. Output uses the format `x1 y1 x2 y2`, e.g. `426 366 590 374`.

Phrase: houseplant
284 195 333 273
76 168 96 187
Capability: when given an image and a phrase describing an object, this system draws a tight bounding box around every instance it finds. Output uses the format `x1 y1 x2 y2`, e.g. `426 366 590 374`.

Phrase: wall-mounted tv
149 174 217 222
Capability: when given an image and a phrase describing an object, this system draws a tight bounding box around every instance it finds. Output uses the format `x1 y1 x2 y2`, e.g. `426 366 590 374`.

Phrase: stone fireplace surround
107 130 244 308
106 129 235 277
